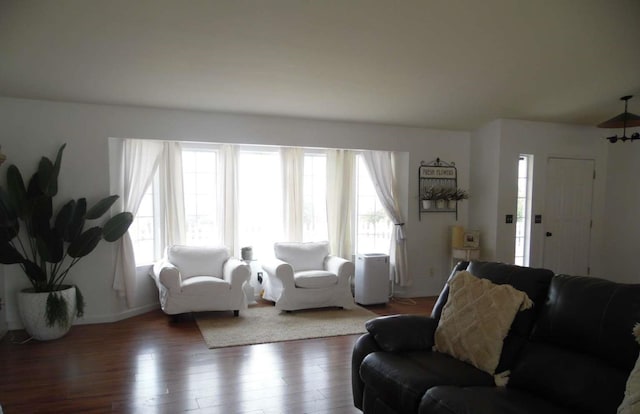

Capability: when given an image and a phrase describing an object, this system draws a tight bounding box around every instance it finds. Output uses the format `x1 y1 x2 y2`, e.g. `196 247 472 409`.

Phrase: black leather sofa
352 261 640 414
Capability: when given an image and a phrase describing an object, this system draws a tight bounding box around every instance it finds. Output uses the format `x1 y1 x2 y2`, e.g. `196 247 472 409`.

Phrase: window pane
355 155 392 254
514 154 533 266
182 148 221 246
303 153 328 241
237 148 284 259
130 184 156 265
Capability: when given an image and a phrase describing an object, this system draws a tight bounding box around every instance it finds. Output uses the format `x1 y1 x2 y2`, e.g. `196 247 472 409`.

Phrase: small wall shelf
419 158 458 220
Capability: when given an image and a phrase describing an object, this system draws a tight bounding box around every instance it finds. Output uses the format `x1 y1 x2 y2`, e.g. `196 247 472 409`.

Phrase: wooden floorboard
0 297 436 413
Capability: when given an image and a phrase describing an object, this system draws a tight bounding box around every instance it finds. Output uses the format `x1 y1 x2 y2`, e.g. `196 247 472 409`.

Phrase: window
355 154 393 254
128 182 156 265
303 152 328 241
182 146 221 246
514 154 533 266
128 141 394 266
237 147 283 260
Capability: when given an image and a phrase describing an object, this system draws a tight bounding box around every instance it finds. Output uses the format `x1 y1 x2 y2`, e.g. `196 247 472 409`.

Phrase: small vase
18 286 77 341
436 199 446 209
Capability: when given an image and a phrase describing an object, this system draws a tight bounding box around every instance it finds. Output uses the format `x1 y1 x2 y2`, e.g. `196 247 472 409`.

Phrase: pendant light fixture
598 95 640 143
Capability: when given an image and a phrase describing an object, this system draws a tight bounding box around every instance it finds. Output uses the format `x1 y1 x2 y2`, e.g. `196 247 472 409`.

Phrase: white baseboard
7 303 161 330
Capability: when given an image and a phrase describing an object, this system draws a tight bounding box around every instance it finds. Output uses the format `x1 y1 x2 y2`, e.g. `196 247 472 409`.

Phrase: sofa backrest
167 245 230 279
431 261 554 372
274 241 330 272
509 274 640 414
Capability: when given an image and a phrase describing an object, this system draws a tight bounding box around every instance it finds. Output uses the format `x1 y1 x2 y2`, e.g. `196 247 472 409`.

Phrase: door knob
546 232 553 237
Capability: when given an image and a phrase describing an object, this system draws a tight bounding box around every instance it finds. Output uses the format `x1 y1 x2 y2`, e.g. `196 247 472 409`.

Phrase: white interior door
542 158 594 275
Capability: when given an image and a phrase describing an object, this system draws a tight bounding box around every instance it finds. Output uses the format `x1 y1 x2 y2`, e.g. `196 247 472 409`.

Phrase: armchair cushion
274 241 329 271
167 245 230 279
181 276 231 296
294 270 338 288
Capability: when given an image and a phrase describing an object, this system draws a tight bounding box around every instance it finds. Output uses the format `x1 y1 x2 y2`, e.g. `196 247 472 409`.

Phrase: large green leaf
28 195 53 242
86 195 119 220
54 200 74 236
65 198 86 243
0 188 19 241
0 241 24 264
6 165 27 218
38 156 54 195
67 227 102 258
102 212 133 242
23 259 47 284
38 144 65 197
36 229 64 263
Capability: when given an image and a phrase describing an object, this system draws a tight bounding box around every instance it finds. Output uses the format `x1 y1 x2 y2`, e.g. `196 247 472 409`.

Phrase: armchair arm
222 257 250 290
365 314 439 352
262 259 296 290
325 255 354 283
152 260 182 292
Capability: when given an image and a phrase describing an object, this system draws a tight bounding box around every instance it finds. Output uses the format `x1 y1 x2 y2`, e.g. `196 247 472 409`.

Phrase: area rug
195 305 378 348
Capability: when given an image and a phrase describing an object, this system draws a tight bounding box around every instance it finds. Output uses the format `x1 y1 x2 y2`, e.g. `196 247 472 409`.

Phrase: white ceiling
1 0 639 130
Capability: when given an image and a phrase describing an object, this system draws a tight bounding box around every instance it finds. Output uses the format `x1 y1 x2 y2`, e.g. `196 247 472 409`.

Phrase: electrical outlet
257 272 263 284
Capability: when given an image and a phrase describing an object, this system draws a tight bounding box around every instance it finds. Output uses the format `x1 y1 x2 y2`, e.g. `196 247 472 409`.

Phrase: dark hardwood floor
0 297 436 414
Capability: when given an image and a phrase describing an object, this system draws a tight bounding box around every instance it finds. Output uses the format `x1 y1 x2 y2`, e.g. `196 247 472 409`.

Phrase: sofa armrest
152 261 182 292
262 259 296 290
325 255 355 282
222 257 251 290
365 314 439 352
352 333 384 409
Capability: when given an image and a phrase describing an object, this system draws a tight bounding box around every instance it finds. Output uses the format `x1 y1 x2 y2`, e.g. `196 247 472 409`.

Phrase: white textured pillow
434 271 532 378
274 241 330 272
618 324 640 414
167 245 230 279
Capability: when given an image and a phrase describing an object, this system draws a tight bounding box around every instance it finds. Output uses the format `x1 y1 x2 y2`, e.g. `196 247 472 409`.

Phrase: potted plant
449 188 469 209
422 186 441 210
0 144 133 340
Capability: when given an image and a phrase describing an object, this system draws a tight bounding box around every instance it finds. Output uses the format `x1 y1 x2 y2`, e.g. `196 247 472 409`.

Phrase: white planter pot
422 200 432 210
18 286 76 341
436 199 446 209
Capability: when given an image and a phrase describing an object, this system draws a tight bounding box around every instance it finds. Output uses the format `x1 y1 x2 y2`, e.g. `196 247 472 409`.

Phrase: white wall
602 134 640 283
0 97 471 328
469 120 502 260
470 119 609 278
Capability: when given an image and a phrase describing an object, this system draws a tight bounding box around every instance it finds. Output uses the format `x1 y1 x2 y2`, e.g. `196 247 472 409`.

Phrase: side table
451 247 480 268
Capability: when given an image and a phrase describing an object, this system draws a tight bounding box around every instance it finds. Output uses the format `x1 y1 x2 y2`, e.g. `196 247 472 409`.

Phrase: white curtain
281 147 304 241
160 141 186 246
326 149 355 258
362 150 410 286
221 144 239 255
112 139 164 307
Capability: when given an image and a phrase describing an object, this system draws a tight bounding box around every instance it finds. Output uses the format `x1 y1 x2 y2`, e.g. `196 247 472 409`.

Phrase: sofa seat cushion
509 341 628 414
420 386 574 414
181 276 230 295
360 351 494 413
294 270 337 288
167 245 229 279
274 241 329 271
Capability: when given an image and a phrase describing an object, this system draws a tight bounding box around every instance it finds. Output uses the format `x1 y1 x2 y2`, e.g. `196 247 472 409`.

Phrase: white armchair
150 245 250 316
262 241 356 311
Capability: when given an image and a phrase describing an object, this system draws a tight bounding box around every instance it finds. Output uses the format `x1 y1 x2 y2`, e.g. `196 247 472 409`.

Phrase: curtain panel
362 151 410 287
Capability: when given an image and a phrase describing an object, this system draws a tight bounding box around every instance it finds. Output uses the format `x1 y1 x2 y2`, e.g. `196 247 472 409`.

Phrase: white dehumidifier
355 253 389 305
